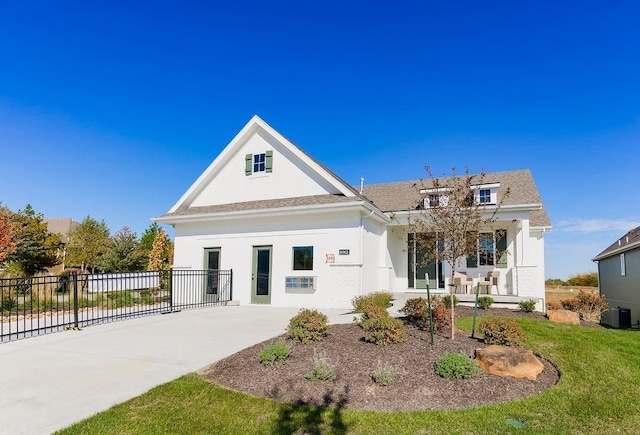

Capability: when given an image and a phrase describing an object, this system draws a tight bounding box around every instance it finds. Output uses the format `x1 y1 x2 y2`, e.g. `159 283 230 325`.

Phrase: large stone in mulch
475 345 544 381
547 309 580 325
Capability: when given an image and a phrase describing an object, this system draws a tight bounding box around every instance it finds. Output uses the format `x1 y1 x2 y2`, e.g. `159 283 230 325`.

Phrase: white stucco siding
171 211 366 309
191 131 343 207
359 217 386 294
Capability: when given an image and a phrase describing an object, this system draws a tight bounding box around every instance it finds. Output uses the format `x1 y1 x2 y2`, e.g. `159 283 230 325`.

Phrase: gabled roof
593 226 640 261
155 117 550 228
360 170 551 228
43 218 79 243
167 115 364 214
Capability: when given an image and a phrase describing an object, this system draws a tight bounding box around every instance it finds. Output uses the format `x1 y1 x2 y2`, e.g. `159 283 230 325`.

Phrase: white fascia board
252 117 357 198
168 116 356 214
593 240 640 261
385 203 543 226
155 201 384 226
168 116 261 213
470 183 500 190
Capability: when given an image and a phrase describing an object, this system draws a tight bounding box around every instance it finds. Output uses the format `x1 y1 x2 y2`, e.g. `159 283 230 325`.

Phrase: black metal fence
0 269 233 343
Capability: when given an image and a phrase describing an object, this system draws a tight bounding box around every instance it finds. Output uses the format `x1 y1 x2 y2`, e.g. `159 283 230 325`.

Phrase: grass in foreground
57 318 640 434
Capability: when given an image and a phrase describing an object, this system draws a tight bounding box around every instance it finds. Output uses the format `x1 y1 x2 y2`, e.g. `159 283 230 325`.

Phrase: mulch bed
202 307 563 411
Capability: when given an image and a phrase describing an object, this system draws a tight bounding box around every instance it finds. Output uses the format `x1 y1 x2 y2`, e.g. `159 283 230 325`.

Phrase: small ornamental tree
0 204 17 264
147 228 170 271
409 167 509 340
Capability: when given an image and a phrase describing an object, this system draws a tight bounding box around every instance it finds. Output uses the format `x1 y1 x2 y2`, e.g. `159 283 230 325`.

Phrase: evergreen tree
5 204 60 276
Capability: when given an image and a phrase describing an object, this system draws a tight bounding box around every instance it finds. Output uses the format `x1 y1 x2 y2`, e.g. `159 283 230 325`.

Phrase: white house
154 116 551 311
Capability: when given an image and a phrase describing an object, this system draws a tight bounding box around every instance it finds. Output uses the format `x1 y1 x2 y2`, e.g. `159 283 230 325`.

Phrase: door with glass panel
251 246 272 304
203 248 220 302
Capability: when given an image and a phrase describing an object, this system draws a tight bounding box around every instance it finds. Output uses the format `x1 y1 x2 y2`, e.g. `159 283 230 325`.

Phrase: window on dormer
479 189 491 204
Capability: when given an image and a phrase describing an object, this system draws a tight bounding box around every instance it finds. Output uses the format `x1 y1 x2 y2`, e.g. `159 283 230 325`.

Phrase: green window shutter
466 255 477 268
265 150 273 173
245 154 252 175
496 230 508 268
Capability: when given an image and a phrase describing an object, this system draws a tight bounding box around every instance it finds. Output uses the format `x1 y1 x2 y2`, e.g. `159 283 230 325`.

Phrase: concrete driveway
0 305 356 435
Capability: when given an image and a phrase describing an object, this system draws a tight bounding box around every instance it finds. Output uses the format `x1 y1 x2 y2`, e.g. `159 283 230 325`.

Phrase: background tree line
0 203 172 277
545 272 598 287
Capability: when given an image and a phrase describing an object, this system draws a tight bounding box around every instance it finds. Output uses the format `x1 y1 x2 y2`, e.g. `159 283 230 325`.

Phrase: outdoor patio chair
478 271 500 294
453 272 474 294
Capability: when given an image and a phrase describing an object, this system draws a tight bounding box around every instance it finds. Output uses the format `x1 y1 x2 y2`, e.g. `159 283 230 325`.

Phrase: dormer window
471 183 499 205
245 151 273 175
428 194 439 208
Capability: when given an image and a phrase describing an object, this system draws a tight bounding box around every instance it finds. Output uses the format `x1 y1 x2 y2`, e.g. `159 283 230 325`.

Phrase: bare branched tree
409 167 509 339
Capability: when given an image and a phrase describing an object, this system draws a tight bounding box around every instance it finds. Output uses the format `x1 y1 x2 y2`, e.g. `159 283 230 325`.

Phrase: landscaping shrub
1 295 17 311
362 315 407 345
305 362 337 381
435 352 479 379
431 304 451 331
478 317 525 347
371 362 396 386
561 298 579 311
136 290 156 305
359 303 388 322
546 301 562 311
519 299 537 312
477 296 494 310
286 309 330 344
400 297 451 331
106 291 134 308
400 297 429 330
442 294 459 309
574 290 609 322
259 342 291 365
352 291 393 312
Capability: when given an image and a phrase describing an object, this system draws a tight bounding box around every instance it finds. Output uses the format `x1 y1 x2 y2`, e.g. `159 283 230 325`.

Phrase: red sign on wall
325 254 335 264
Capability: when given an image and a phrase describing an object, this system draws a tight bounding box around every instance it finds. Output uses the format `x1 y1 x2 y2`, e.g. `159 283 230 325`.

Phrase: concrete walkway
0 305 356 435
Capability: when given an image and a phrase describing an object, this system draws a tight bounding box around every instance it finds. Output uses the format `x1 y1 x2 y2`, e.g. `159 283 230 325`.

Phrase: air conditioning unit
608 307 632 328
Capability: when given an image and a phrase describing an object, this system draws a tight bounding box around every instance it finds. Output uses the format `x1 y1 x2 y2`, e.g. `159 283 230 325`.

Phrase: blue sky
1 0 639 279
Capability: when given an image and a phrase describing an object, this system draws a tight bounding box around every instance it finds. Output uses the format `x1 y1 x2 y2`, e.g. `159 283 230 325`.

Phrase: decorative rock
547 309 580 325
475 345 544 381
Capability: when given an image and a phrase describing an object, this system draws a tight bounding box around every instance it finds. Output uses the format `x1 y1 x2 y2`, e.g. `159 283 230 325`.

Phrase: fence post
229 269 233 301
72 272 79 328
168 269 173 312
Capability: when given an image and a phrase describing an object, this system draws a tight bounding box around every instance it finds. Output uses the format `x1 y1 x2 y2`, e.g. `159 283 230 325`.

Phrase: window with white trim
479 189 492 204
253 153 265 172
293 246 314 270
245 151 273 175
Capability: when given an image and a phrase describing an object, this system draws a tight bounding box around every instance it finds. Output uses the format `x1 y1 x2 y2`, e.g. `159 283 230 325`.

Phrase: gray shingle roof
158 194 362 218
360 169 551 228
159 170 551 228
593 226 640 261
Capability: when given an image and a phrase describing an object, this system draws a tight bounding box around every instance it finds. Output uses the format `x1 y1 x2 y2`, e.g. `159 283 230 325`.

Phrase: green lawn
57 318 640 434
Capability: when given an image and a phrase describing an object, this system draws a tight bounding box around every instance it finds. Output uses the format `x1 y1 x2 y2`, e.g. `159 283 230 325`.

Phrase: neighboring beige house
155 116 551 310
44 218 79 274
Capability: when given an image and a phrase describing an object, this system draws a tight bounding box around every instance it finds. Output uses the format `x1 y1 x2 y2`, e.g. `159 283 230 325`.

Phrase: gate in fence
0 269 232 343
